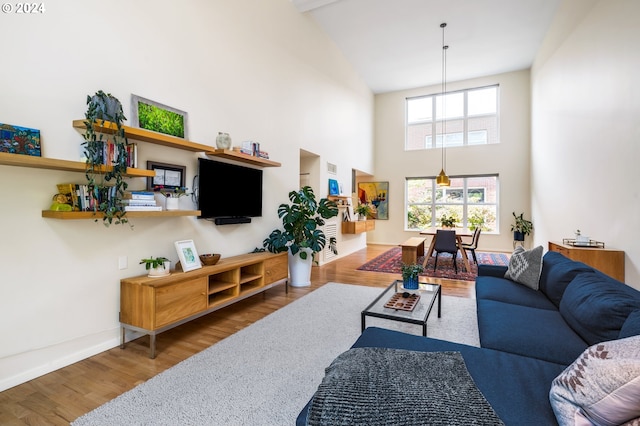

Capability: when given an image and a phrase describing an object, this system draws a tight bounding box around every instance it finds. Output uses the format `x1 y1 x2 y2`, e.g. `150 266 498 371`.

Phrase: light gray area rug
72 283 479 426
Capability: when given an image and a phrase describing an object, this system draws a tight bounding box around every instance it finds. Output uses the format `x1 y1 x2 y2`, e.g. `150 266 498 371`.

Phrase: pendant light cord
441 22 448 173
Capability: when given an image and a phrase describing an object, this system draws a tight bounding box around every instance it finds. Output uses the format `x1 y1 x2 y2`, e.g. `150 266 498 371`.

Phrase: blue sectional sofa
297 251 640 425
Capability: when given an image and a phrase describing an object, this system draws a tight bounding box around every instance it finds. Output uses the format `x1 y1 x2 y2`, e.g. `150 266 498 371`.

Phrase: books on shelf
240 141 268 158
54 186 161 212
124 191 155 200
124 205 162 212
123 191 160 211
84 141 138 168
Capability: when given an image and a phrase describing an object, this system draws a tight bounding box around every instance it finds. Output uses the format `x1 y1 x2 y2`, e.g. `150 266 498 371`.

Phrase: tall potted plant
511 212 533 243
82 90 130 226
263 186 339 286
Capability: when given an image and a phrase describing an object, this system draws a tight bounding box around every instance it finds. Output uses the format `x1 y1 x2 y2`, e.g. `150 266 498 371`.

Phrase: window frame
406 84 499 150
405 174 499 232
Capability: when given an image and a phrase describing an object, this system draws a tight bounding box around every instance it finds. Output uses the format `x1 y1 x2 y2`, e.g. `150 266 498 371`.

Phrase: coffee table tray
384 292 420 311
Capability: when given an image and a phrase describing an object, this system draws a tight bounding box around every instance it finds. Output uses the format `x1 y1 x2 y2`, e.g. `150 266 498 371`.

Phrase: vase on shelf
166 197 179 210
216 132 232 149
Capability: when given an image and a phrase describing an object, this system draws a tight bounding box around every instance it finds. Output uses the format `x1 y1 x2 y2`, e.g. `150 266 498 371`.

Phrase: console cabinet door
264 254 288 285
155 278 207 328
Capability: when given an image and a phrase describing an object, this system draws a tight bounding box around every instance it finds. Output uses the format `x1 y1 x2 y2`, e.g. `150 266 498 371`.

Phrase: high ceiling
292 0 562 93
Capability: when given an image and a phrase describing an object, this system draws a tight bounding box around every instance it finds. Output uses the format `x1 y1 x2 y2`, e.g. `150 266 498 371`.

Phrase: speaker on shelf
212 217 251 225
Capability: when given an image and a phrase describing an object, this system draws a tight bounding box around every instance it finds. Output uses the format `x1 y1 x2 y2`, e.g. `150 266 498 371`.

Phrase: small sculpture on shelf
216 132 232 149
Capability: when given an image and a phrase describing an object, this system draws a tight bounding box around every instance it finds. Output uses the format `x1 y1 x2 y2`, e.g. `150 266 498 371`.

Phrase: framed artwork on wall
131 94 188 139
328 179 340 196
357 181 389 220
147 161 186 191
174 239 202 272
0 123 41 157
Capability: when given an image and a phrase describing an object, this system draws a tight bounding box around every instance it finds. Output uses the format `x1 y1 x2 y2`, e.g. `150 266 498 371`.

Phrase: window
406 175 498 232
406 85 499 150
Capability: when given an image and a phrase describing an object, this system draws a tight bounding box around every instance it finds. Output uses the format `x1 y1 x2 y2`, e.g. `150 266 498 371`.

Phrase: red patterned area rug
357 246 510 281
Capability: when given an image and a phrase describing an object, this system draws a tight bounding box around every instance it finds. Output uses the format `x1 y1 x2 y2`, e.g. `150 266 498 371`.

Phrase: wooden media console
119 251 288 358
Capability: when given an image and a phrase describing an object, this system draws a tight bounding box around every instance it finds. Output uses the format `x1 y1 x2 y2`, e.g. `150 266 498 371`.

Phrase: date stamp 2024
1 3 45 13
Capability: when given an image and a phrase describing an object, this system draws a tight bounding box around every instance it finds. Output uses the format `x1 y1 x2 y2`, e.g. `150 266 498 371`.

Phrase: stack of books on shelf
123 191 161 211
240 141 269 159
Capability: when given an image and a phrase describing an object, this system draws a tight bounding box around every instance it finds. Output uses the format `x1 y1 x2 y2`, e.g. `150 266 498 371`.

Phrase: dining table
419 227 474 272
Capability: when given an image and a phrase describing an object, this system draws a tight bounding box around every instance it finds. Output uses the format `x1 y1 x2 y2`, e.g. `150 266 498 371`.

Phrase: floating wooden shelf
342 220 375 234
72 119 214 153
42 210 201 220
207 149 281 167
0 152 154 177
72 120 281 167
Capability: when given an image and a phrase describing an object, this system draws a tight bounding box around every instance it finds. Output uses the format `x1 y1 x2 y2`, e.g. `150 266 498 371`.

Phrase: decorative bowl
199 253 221 266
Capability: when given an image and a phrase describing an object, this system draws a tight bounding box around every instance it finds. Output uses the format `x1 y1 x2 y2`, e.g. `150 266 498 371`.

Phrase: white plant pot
288 248 313 287
148 262 171 278
166 197 179 210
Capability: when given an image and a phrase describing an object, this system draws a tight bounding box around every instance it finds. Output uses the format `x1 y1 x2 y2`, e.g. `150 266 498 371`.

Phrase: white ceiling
292 0 562 93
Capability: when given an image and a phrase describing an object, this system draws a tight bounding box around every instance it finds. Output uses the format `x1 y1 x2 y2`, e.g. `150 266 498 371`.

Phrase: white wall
371 70 532 251
531 0 640 288
0 0 373 390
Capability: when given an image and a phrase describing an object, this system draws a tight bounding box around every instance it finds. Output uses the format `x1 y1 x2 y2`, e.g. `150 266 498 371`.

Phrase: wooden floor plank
0 244 476 425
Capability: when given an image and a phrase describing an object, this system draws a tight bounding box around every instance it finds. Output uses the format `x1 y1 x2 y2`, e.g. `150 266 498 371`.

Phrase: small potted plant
140 256 171 277
440 213 458 228
354 203 372 221
511 212 533 243
153 185 189 210
401 263 424 290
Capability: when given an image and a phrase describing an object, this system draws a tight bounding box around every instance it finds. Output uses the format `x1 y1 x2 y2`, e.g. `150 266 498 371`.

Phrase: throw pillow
504 245 544 290
619 310 640 339
549 335 640 426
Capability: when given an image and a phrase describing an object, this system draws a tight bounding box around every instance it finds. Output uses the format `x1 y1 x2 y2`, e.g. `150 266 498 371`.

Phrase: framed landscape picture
131 94 188 139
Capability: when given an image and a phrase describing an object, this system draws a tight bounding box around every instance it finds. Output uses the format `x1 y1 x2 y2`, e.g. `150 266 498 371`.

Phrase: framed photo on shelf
131 94 188 139
328 179 340 196
147 161 186 191
174 239 202 272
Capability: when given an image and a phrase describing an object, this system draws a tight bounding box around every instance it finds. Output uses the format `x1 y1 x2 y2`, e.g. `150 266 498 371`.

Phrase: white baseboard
0 328 121 392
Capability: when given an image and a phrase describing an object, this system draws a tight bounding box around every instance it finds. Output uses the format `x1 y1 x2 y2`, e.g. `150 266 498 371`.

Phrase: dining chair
460 228 481 264
433 229 458 273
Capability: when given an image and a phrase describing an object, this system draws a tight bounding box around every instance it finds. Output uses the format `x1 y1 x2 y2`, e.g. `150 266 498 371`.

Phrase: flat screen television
197 158 263 221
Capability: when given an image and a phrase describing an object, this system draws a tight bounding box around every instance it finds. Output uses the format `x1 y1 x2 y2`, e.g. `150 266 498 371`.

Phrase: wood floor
0 244 474 425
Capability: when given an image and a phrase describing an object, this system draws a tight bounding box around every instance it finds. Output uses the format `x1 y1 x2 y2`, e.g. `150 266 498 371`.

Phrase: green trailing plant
139 256 169 270
82 90 130 227
401 262 424 282
511 212 533 236
354 203 373 219
263 186 339 262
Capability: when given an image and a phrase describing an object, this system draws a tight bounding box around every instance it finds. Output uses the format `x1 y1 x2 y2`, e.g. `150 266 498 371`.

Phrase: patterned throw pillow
549 335 640 426
504 245 544 290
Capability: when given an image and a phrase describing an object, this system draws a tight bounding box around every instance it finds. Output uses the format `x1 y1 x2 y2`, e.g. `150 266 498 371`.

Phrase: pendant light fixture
436 22 450 187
